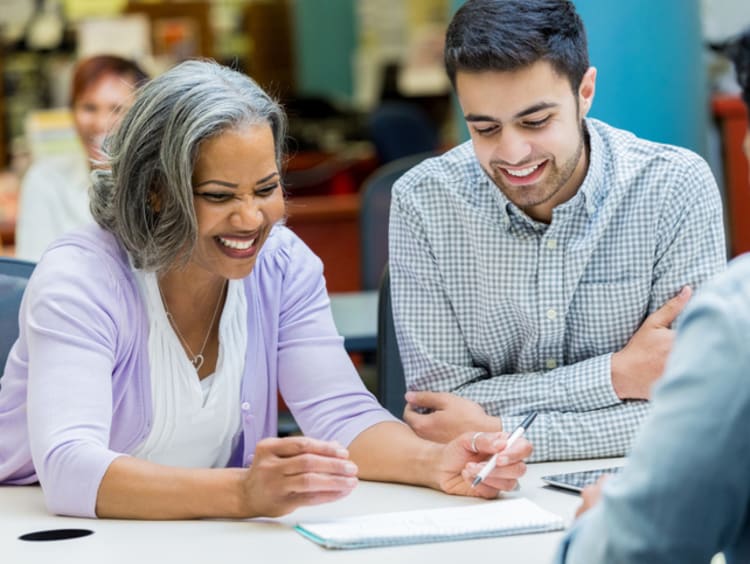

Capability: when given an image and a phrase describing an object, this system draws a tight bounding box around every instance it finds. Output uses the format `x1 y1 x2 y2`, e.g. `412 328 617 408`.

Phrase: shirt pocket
566 279 649 360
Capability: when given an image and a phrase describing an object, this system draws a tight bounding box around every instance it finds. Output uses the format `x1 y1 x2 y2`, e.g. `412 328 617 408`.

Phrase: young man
389 0 726 461
557 27 750 563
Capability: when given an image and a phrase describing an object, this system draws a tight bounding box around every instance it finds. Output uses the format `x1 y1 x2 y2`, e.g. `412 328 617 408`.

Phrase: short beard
485 119 587 213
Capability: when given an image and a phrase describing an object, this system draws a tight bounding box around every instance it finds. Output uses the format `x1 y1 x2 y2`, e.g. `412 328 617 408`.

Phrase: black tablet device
541 466 624 493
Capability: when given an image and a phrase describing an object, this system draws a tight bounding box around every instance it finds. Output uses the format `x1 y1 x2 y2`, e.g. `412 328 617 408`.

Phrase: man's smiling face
457 61 596 222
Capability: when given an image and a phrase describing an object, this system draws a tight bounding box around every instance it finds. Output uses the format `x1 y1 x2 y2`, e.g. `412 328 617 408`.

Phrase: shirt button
545 358 558 369
546 239 558 250
546 308 557 320
241 402 251 411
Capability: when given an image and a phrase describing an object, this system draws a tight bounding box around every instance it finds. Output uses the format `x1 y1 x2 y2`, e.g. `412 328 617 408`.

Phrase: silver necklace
158 279 227 371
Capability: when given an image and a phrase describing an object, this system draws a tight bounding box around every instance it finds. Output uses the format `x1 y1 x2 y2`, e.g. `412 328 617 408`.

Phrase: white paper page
296 497 564 548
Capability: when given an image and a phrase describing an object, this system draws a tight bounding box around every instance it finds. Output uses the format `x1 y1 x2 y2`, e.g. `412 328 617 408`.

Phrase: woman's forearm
347 422 443 489
95 456 247 519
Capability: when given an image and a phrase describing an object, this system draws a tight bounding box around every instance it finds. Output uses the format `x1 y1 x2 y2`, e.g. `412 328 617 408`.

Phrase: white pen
471 411 538 488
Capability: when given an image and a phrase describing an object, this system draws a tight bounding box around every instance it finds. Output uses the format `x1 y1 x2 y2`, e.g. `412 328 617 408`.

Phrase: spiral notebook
294 497 564 550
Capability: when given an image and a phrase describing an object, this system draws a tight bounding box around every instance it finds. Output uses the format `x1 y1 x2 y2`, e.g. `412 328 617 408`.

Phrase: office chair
376 267 406 418
368 101 440 164
0 257 35 381
359 151 435 291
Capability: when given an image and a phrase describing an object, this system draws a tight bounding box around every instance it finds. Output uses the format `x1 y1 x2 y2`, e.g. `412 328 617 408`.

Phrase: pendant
192 354 205 371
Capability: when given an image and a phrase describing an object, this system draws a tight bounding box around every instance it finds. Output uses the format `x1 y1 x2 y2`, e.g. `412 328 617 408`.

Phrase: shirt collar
576 118 606 217
484 175 513 231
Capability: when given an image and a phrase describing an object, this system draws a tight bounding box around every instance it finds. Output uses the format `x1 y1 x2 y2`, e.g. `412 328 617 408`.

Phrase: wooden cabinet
285 194 361 292
243 0 295 97
125 1 213 60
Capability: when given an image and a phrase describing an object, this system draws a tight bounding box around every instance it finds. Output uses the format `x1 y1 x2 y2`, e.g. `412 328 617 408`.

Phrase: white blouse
130 270 246 467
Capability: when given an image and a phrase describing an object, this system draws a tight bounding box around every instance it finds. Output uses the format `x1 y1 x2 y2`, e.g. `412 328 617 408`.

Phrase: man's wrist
610 351 629 399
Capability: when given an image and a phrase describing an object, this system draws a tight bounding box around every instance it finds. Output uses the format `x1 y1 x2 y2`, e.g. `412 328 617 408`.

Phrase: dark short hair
71 55 149 105
445 0 589 93
725 27 750 112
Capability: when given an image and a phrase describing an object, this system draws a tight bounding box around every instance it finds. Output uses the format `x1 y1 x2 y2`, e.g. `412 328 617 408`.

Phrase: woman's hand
434 431 531 499
240 436 359 517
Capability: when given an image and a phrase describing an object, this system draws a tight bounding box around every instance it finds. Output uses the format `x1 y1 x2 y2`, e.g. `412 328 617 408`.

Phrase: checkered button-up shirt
389 118 726 461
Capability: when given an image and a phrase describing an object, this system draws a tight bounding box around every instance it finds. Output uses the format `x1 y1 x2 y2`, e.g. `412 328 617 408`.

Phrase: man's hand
611 286 692 400
403 391 502 443
575 475 609 518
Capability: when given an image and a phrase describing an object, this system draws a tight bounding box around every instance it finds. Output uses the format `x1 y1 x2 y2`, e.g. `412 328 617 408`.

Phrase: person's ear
578 66 597 117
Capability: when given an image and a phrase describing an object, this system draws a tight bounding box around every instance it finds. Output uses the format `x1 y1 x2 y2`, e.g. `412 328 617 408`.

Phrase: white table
1 457 622 564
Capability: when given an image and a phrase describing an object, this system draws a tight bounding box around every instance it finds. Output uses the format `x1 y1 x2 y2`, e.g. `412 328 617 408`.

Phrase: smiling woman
0 60 532 521
14 55 148 261
188 125 285 282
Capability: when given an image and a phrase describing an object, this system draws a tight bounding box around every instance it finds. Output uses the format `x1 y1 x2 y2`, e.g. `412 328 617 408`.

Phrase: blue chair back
376 267 406 418
359 152 434 291
368 101 439 164
0 257 35 379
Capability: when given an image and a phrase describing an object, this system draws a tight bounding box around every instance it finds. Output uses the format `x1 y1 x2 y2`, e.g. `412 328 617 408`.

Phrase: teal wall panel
293 0 356 100
576 0 707 155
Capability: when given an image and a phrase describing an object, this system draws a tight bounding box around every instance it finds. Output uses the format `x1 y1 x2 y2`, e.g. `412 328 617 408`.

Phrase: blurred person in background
14 54 148 261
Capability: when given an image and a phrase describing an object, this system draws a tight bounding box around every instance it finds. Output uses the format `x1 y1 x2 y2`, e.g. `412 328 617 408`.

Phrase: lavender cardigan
0 224 393 517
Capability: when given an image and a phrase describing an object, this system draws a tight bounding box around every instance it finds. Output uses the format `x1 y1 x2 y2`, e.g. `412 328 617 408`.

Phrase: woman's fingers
506 438 533 461
464 433 533 463
473 478 519 498
280 452 359 478
241 437 360 517
465 431 505 455
255 437 359 497
257 436 349 459
457 432 531 493
463 460 526 488
281 472 359 497
254 437 359 479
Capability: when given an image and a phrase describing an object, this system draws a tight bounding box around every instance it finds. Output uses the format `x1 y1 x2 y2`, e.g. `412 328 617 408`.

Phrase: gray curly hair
90 59 287 270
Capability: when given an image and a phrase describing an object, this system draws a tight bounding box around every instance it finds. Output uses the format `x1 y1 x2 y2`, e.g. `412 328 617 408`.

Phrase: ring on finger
470 431 483 454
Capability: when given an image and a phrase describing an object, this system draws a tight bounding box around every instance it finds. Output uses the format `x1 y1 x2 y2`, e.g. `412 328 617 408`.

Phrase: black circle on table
19 528 94 542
